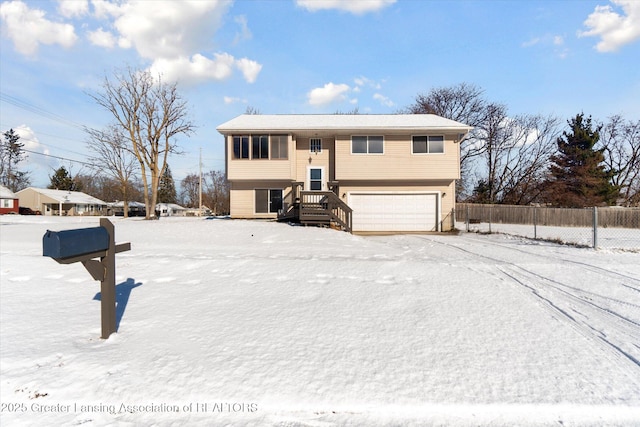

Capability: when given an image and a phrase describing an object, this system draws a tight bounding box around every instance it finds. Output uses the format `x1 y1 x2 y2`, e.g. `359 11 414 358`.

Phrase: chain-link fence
455 203 640 251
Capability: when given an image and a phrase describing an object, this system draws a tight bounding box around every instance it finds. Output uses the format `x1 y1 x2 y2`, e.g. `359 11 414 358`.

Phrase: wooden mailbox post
43 218 131 339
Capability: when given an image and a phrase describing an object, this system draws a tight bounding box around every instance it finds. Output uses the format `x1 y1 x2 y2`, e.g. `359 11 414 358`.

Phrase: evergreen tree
157 165 177 204
544 113 619 207
48 166 82 191
1 128 31 191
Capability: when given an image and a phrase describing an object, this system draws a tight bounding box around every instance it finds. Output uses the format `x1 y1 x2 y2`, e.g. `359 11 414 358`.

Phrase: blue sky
1 0 639 189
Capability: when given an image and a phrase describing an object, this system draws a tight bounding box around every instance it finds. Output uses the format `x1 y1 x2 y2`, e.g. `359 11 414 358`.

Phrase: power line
0 91 88 131
22 149 97 168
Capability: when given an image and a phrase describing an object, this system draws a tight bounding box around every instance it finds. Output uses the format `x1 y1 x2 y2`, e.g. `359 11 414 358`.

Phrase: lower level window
255 189 283 213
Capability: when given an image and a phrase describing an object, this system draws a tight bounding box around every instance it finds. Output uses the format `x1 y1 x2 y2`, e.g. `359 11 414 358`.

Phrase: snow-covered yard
1 216 639 426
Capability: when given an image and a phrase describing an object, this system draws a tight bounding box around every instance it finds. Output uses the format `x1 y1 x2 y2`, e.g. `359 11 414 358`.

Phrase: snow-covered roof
156 203 187 210
18 187 107 205
0 185 17 199
108 201 146 208
217 114 473 133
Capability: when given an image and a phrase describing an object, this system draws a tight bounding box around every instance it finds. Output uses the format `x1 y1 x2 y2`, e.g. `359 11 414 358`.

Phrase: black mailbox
43 227 110 260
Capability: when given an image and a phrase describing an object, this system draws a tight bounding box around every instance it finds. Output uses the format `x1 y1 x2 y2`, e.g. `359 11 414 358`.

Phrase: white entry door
307 166 325 191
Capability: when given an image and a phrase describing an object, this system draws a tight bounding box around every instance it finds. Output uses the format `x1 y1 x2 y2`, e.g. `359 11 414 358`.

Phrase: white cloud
354 76 382 90
373 93 395 108
0 0 78 56
235 58 262 83
521 34 568 58
307 82 351 106
224 96 247 105
84 1 261 85
112 0 232 59
91 0 123 20
579 0 640 52
57 0 89 18
148 53 261 86
87 27 116 48
12 125 56 171
296 0 396 14
149 53 235 85
522 37 540 48
233 15 252 44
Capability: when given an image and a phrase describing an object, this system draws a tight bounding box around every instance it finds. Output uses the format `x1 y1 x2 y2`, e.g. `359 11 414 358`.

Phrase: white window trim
411 135 446 155
271 134 289 160
310 138 322 153
306 166 325 191
351 135 384 155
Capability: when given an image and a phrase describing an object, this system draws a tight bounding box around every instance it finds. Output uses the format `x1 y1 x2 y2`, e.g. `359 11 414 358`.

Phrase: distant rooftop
217 114 472 133
17 187 107 205
0 185 17 199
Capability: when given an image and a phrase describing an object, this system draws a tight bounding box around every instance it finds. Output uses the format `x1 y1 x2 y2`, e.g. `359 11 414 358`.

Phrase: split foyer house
217 114 472 233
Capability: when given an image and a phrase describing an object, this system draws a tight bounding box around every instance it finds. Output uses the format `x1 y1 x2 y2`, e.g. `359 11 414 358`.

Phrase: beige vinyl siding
230 181 294 218
17 188 56 212
334 134 460 181
226 135 296 181
296 137 334 188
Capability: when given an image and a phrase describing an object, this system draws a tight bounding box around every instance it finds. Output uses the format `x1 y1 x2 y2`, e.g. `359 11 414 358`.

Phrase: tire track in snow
497 265 640 374
404 235 640 377
455 234 640 289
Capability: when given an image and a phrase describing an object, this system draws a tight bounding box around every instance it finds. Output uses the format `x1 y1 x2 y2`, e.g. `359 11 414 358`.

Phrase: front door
307 166 324 191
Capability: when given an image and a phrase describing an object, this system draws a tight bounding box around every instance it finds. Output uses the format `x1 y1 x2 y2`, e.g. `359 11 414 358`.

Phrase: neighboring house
108 201 147 217
156 203 187 217
0 185 19 214
16 187 107 216
217 114 472 233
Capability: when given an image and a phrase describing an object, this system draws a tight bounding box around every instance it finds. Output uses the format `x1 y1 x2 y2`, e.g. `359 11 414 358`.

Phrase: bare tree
180 173 200 208
403 83 488 197
89 67 195 219
469 109 561 205
204 170 230 215
86 125 138 217
598 115 640 206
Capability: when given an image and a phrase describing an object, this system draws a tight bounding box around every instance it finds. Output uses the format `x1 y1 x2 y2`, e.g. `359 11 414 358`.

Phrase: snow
1 215 639 426
460 221 640 251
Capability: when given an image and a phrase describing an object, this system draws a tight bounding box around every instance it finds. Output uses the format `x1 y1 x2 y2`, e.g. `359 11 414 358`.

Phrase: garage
348 192 439 232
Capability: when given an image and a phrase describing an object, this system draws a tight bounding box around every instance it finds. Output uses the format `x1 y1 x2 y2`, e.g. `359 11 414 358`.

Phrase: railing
299 191 353 233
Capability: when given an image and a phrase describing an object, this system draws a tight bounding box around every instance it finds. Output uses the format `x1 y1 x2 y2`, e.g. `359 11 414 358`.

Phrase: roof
217 114 473 134
156 203 187 210
108 201 146 208
17 187 107 205
0 185 17 199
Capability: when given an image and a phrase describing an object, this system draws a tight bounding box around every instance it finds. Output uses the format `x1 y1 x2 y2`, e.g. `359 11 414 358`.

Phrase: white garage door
349 193 438 232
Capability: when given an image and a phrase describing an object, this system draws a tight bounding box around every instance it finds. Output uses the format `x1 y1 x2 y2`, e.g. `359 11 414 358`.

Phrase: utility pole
199 147 203 216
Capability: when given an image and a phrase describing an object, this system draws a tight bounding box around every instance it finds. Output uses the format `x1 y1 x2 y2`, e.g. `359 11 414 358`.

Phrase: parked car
19 207 41 215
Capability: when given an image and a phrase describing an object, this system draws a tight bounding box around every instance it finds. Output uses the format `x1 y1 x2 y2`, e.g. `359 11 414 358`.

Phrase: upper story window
310 138 322 153
233 136 249 159
412 135 444 154
271 135 288 159
252 135 269 159
233 135 288 160
352 136 383 154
